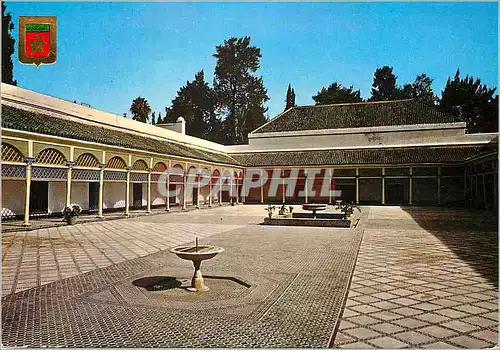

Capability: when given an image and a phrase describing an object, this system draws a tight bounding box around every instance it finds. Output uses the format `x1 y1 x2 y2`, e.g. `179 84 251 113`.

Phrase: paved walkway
1 204 218 233
2 205 362 348
2 206 248 296
1 205 498 348
334 206 498 348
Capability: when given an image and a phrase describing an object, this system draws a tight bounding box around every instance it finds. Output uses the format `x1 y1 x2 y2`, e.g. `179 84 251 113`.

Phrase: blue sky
6 2 498 119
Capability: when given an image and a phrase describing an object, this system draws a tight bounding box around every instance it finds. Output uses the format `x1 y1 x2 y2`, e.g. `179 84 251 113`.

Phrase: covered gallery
229 100 498 207
1 84 243 225
1 84 497 225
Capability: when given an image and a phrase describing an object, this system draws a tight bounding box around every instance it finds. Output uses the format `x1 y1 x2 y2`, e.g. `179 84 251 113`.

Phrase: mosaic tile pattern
2 220 363 348
334 210 498 349
2 220 244 295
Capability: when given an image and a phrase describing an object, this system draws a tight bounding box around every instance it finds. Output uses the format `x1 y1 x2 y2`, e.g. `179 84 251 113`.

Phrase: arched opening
35 148 66 165
75 153 99 168
2 143 24 163
106 156 127 169
132 159 149 171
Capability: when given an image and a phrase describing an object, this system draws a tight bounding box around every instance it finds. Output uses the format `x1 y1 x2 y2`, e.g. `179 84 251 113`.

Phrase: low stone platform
263 216 355 227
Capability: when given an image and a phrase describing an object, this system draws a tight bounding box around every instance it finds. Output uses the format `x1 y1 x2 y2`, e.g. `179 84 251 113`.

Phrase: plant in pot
278 204 289 216
265 205 276 219
335 202 361 219
62 204 82 225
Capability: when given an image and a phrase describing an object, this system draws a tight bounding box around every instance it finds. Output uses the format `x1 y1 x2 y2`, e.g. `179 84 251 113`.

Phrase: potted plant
278 204 289 216
62 204 82 225
335 202 361 219
265 205 276 219
289 206 294 214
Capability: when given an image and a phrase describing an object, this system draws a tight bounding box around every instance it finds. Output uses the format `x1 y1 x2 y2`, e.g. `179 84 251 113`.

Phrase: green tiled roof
254 100 459 134
1 104 240 166
231 145 496 167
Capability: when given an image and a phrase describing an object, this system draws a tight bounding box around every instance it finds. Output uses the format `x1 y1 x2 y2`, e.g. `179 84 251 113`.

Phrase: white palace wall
48 182 66 214
71 183 90 210
2 180 25 217
103 183 126 209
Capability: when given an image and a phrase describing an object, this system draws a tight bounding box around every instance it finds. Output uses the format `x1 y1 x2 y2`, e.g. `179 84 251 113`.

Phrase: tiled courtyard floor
334 207 498 348
1 205 498 348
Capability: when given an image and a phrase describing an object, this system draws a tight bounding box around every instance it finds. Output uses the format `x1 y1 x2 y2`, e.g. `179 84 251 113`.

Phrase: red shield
25 31 51 58
19 18 56 65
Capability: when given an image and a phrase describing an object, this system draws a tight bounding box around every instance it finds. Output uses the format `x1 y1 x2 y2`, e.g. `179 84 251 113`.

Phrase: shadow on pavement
401 206 498 288
132 276 182 291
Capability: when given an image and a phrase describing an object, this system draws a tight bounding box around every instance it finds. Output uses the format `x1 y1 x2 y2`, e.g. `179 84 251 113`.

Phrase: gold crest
18 16 57 66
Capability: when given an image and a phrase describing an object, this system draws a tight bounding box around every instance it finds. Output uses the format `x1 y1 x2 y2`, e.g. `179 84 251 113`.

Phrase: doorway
385 178 409 205
30 181 48 215
193 187 198 206
89 182 99 212
133 183 143 208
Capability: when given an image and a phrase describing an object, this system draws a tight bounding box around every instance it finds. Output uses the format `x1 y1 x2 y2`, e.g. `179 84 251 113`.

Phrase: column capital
148 168 153 173
125 166 132 172
24 157 35 164
66 161 75 168
99 163 106 169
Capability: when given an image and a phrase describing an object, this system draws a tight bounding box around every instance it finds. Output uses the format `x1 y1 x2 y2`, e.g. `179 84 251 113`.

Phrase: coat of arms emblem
18 16 57 66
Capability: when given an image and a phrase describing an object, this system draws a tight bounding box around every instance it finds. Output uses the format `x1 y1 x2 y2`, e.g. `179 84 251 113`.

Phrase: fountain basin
170 244 224 292
170 245 224 261
302 204 327 212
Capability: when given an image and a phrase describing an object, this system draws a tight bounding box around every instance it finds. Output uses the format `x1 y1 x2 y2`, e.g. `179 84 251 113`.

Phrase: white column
183 172 187 210
209 180 212 207
282 176 285 204
328 169 332 204
166 170 170 212
229 175 233 205
23 159 33 226
147 169 152 213
260 169 264 203
219 175 223 205
98 164 104 218
241 169 245 204
355 168 359 204
437 166 441 205
409 167 413 205
196 171 201 209
125 168 131 216
304 172 308 204
66 162 74 207
381 167 385 205
235 173 239 204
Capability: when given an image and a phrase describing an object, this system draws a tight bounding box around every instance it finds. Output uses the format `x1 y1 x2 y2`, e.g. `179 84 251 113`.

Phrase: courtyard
1 205 498 348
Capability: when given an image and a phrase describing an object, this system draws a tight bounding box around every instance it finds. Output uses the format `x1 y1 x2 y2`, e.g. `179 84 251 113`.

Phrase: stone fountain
301 203 327 218
170 238 224 292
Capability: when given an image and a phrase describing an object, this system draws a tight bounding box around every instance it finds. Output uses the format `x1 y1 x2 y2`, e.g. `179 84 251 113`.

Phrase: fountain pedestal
188 260 209 292
170 243 224 292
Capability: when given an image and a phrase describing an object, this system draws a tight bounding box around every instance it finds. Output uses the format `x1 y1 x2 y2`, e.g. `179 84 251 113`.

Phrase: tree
156 112 163 124
440 69 498 133
129 97 151 123
213 36 269 144
2 3 16 85
151 112 156 125
165 70 218 140
285 84 296 110
312 82 363 105
398 74 437 104
369 66 399 101
411 74 437 104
